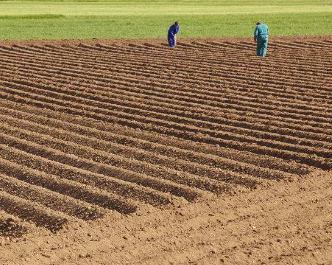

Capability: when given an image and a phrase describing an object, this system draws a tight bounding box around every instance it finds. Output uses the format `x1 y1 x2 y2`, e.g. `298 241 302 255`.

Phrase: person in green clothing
254 21 269 57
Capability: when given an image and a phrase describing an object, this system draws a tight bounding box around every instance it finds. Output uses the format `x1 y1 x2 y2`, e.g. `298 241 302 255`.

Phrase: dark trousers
168 35 175 47
256 35 268 57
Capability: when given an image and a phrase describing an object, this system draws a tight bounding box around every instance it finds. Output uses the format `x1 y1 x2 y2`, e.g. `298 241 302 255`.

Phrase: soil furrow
80 43 332 82
3 45 332 103
2 66 332 148
0 190 68 232
2 66 332 147
0 213 27 238
0 122 236 194
2 57 331 120
1 84 332 163
1 47 330 124
0 132 203 202
0 173 104 221
0 113 267 186
14 44 332 93
0 90 329 170
0 101 310 176
1 36 332 262
1 56 332 132
0 156 148 212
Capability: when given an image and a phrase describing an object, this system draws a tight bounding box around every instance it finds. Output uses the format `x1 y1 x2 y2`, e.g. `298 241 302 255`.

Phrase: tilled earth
0 36 332 264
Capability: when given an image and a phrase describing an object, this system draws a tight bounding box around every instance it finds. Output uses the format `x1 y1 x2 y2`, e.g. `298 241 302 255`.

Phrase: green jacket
254 24 269 39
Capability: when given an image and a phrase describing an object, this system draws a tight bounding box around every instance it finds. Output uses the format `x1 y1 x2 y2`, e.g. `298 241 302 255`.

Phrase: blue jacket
254 24 269 38
168 24 180 37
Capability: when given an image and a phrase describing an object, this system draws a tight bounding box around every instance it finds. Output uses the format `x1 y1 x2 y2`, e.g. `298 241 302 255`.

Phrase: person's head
256 21 261 25
175 22 179 26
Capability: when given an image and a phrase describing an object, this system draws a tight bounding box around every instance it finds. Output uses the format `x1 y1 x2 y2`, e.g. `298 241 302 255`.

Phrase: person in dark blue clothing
254 21 269 57
168 22 180 48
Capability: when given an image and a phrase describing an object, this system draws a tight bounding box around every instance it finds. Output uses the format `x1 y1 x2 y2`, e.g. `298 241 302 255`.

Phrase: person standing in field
168 22 180 48
254 21 269 57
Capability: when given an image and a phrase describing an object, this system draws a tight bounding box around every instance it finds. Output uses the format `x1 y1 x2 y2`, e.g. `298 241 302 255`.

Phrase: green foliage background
0 0 331 40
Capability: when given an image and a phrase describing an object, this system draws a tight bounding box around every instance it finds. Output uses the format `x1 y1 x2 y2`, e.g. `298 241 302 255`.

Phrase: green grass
0 0 331 40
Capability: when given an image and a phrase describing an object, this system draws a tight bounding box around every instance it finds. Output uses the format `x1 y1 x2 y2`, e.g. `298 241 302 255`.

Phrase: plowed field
1 36 332 264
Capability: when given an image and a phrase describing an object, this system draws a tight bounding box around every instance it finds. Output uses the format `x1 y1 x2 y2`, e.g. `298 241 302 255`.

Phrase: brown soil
0 35 332 264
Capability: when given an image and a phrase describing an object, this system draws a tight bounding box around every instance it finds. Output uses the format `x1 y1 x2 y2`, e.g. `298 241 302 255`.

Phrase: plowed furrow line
90 43 188 58
0 123 236 194
0 132 203 201
286 42 317 49
272 41 312 50
2 71 332 151
272 51 332 64
3 68 332 134
197 41 252 50
272 42 304 50
11 44 173 64
13 44 57 56
45 48 330 96
182 41 250 50
209 51 331 74
2 48 332 110
1 80 332 150
2 82 332 160
0 173 103 221
1 38 331 235
7 44 332 91
137 42 251 55
0 87 330 170
217 43 331 68
0 102 310 176
0 156 145 212
78 40 332 67
2 67 332 146
212 58 332 80
96 43 202 56
15 47 332 104
271 49 332 65
0 190 68 232
32 43 173 58
189 42 267 55
2 64 332 141
200 41 252 52
97 43 171 54
0 108 303 181
140 42 171 49
174 41 224 51
186 55 331 82
0 114 269 186
3 53 331 112
178 41 245 51
18 75 332 146
271 46 332 59
281 40 332 49
54 44 332 88
0 213 27 238
90 43 332 77
105 59 332 100
97 42 255 61
0 90 329 170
